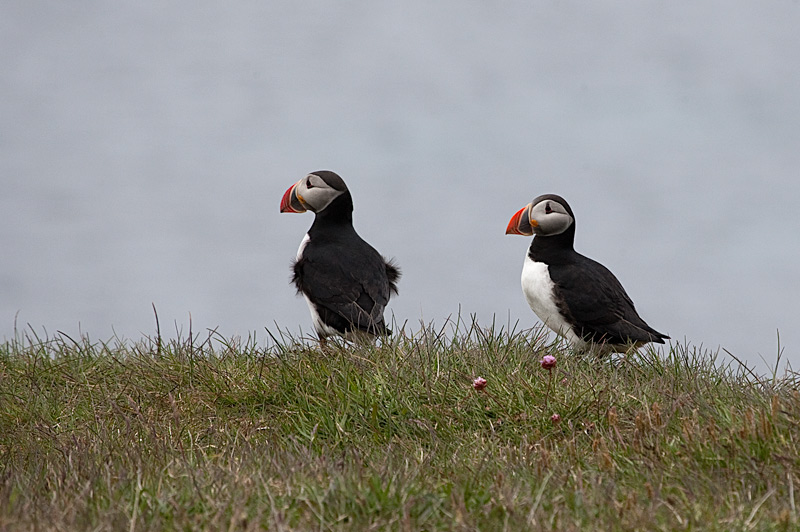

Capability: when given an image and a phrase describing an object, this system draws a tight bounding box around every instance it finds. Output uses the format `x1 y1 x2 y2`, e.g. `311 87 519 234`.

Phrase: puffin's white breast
296 233 338 338
302 293 340 338
296 233 311 261
521 255 586 349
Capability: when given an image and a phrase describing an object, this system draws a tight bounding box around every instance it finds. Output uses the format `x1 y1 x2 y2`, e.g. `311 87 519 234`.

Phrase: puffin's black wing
292 237 399 336
548 255 668 345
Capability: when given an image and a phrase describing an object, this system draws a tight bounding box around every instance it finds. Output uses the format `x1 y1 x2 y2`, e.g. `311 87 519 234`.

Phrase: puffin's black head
280 170 349 214
505 194 575 237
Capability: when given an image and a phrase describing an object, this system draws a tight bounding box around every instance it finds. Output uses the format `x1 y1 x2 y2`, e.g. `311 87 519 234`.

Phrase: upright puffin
506 194 668 354
280 171 400 345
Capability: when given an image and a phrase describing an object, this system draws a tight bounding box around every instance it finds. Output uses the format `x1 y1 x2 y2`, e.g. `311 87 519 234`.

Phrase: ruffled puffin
280 171 400 344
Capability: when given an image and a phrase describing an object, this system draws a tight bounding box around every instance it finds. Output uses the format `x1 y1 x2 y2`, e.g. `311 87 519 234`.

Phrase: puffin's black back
541 252 668 345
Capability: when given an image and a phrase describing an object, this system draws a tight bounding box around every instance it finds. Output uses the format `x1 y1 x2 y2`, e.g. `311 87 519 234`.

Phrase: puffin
506 194 668 354
280 170 400 345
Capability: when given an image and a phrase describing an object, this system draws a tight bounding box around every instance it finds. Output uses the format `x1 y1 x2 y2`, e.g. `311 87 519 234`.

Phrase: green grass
1 319 798 531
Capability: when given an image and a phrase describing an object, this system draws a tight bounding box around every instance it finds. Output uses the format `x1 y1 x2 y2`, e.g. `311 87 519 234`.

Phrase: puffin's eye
306 178 314 189
545 203 552 214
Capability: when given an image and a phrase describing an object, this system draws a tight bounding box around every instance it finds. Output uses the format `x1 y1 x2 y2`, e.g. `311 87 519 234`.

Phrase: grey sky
2 2 798 371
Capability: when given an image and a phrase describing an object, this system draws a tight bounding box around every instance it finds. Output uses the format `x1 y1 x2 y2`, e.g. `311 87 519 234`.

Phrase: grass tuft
1 320 798 530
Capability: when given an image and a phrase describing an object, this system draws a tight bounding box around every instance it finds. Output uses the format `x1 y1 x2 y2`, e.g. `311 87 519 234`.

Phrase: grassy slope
0 322 798 531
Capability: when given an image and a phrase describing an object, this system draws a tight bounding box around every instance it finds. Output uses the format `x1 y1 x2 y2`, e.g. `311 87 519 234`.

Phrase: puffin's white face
506 195 574 236
528 198 574 236
280 173 346 214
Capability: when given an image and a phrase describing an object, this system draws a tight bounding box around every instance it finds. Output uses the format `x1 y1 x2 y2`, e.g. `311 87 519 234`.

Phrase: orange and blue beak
280 180 307 213
506 203 536 236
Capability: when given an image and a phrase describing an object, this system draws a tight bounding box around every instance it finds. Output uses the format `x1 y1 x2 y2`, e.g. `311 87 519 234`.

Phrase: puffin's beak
280 181 307 213
506 204 536 236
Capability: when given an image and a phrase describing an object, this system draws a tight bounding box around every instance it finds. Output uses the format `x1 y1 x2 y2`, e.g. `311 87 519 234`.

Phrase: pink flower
551 413 561 424
472 377 487 391
540 355 557 370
